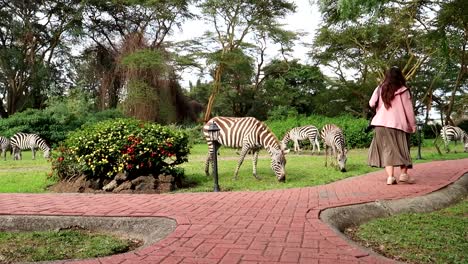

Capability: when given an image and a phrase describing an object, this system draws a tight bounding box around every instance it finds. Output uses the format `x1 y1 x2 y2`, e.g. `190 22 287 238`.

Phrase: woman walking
368 67 417 185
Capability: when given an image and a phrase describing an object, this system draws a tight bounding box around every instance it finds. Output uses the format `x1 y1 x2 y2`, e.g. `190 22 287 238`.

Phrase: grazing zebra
0 136 10 161
440 125 468 153
10 133 51 160
320 124 347 172
281 125 320 154
203 116 289 182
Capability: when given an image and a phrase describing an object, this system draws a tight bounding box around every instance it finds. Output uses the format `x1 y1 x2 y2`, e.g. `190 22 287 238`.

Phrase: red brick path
1 159 467 264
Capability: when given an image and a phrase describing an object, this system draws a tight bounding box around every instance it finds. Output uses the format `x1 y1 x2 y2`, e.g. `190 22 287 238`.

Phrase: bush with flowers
51 118 189 182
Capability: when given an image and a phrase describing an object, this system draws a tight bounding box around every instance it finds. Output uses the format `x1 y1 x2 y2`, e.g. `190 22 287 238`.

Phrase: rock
113 181 133 193
103 180 118 192
158 174 174 183
115 171 128 182
132 176 156 192
158 174 174 193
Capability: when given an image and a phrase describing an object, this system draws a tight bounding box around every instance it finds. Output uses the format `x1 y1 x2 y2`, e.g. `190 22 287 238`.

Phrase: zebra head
43 148 51 159
337 148 348 172
271 148 288 182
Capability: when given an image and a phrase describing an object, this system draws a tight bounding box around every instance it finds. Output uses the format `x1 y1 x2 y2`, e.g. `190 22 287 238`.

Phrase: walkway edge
320 172 468 260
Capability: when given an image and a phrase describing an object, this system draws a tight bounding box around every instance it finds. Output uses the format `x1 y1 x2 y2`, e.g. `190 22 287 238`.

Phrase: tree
80 0 194 110
261 60 326 116
198 0 296 121
313 0 467 123
0 0 82 117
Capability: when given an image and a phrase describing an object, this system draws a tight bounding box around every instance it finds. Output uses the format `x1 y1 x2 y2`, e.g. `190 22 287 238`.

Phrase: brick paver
1 159 467 264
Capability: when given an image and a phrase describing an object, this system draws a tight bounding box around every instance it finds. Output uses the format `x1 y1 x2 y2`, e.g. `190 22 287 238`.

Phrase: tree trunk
204 64 224 122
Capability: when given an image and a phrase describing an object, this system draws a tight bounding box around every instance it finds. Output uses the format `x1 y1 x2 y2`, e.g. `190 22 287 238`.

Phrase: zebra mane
258 121 283 150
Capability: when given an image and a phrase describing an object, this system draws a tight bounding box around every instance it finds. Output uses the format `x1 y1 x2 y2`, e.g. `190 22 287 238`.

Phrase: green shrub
52 119 190 180
0 106 125 147
422 123 442 139
0 109 54 141
266 114 421 149
267 114 368 148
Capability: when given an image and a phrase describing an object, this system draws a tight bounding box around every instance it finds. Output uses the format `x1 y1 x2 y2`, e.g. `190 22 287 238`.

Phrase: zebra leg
315 137 320 155
205 153 212 176
293 139 299 153
14 149 22 160
12 148 17 160
252 150 261 180
309 138 315 154
324 145 328 167
443 137 450 153
234 146 250 180
32 147 36 160
1 150 5 161
331 146 337 168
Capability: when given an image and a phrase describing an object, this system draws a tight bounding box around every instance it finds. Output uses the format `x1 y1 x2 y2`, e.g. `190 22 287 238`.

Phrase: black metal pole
212 141 220 192
416 125 422 159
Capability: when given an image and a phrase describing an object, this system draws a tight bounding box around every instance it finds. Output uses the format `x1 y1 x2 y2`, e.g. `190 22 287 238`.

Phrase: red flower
58 157 64 162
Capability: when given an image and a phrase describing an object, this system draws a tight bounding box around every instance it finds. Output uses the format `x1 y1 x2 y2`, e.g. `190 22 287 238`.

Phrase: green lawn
0 151 53 193
0 229 140 262
0 141 467 193
348 198 468 264
179 142 468 192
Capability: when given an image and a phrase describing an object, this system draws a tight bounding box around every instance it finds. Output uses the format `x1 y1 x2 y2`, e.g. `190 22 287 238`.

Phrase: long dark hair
381 67 407 109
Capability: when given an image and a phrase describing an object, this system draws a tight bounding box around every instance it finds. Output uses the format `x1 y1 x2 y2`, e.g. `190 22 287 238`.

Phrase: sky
169 0 323 88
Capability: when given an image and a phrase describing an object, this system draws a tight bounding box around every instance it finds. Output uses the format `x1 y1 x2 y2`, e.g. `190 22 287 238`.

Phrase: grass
0 151 53 193
0 229 141 262
347 198 468 264
178 141 468 192
0 140 467 193
0 141 466 263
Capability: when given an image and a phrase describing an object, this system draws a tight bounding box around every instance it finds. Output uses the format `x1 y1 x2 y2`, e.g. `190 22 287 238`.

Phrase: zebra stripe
0 136 10 161
281 125 320 154
10 133 51 160
203 116 288 182
320 124 347 172
440 126 468 153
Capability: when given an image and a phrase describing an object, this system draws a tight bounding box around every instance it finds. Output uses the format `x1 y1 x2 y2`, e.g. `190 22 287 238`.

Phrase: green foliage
266 114 374 148
267 106 299 121
121 49 166 71
0 92 124 145
0 0 83 116
261 60 327 116
0 109 55 141
456 120 468 134
52 119 190 180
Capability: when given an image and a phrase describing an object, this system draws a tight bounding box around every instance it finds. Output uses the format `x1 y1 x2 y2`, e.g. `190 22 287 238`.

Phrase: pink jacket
369 86 416 133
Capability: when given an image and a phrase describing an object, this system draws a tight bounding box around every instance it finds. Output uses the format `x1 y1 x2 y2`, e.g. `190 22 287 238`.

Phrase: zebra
0 136 11 161
320 124 347 172
10 133 51 160
440 125 468 153
203 116 289 182
281 125 320 154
